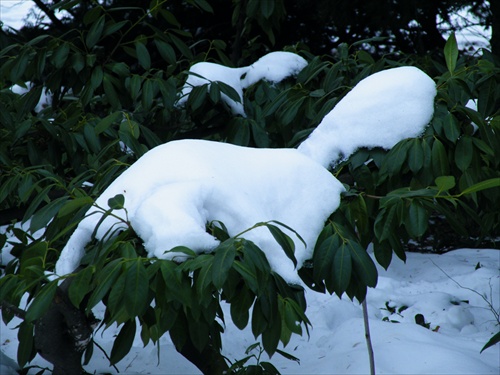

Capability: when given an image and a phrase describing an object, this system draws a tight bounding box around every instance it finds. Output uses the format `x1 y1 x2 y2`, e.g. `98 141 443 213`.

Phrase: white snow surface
56 66 436 282
178 51 308 115
298 66 436 167
2 246 499 374
55 140 344 282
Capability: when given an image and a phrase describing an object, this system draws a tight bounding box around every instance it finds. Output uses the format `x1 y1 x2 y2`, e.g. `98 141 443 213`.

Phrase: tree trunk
34 277 97 375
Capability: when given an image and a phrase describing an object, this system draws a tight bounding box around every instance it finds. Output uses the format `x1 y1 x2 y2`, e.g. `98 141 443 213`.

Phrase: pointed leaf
332 243 352 296
265 224 297 267
110 319 137 365
444 32 458 74
25 281 58 322
349 242 377 288
212 241 236 289
124 259 149 316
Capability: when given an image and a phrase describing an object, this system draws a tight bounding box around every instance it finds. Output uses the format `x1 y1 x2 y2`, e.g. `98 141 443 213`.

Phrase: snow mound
241 51 308 87
298 66 436 167
178 51 307 115
56 140 344 282
56 66 436 283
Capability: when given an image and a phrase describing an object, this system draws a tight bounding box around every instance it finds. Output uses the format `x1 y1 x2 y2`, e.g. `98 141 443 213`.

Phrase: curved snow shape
178 63 249 115
56 66 436 283
241 51 308 88
56 140 343 282
177 51 307 116
298 66 437 168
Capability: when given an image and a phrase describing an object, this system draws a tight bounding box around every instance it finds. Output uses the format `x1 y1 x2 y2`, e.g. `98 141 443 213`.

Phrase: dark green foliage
0 1 499 373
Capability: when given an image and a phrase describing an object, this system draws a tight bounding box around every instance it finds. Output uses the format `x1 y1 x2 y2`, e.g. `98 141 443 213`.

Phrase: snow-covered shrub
0 2 499 374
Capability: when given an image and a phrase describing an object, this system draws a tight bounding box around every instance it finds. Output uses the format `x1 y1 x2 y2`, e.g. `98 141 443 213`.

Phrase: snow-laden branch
56 62 436 283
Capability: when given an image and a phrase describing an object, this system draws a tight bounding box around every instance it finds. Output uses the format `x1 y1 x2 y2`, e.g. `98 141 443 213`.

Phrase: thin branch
431 260 500 324
92 339 120 373
362 299 376 375
32 0 68 30
0 300 27 320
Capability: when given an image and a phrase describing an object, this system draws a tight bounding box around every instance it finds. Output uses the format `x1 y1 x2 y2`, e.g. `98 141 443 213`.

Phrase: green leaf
58 196 94 218
260 0 275 18
212 241 236 289
124 259 149 316
86 15 105 48
108 194 125 209
30 197 68 233
443 113 460 142
192 0 214 13
379 140 411 177
108 271 127 315
103 74 121 109
103 20 128 37
87 259 123 309
230 287 254 329
135 41 151 70
444 32 458 74
141 78 154 111
265 224 297 268
110 319 137 365
408 139 424 173
95 111 123 134
209 82 221 103
25 281 58 322
17 321 35 368
52 42 70 69
460 178 500 196
480 331 500 353
431 138 450 176
313 235 339 285
261 315 281 356
187 84 208 110
155 39 176 64
120 119 141 139
374 206 396 242
10 50 30 82
69 266 95 307
349 241 378 288
373 241 393 270
406 201 428 238
160 261 192 307
455 136 473 172
332 242 352 296
435 176 456 193
217 81 242 103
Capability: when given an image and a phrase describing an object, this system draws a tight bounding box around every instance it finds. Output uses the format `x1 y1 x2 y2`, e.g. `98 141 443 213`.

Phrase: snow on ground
1 242 499 374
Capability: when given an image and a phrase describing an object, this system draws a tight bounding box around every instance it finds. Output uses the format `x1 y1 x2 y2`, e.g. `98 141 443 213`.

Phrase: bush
0 2 499 374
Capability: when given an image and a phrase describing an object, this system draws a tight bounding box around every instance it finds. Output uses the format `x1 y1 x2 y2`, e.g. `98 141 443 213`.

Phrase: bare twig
362 299 376 375
431 259 500 324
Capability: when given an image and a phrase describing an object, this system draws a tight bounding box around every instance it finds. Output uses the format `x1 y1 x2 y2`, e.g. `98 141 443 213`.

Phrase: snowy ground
1 245 498 374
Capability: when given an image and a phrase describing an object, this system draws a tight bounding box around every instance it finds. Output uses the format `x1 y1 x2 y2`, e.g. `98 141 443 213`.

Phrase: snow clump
177 51 308 116
56 65 436 283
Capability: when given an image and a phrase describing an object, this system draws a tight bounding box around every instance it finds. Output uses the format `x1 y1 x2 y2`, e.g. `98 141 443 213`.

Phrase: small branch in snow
431 260 500 324
362 299 376 375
